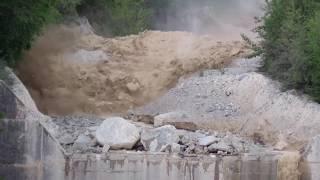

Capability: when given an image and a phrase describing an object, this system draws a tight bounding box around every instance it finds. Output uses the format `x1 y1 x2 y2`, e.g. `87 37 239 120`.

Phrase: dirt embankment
17 25 250 115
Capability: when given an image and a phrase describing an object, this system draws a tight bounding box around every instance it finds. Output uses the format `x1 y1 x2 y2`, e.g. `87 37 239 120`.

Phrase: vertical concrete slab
301 135 320 180
0 81 66 180
240 154 278 180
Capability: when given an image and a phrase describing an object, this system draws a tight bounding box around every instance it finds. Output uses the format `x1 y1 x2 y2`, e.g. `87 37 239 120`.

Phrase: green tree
0 0 60 66
306 11 320 100
252 0 320 101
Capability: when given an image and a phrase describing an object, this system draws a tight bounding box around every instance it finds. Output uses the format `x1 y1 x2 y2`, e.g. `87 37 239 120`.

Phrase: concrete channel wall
0 75 317 180
67 152 281 180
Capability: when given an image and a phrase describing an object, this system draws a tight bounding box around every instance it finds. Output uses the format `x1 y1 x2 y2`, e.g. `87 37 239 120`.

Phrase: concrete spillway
0 71 317 180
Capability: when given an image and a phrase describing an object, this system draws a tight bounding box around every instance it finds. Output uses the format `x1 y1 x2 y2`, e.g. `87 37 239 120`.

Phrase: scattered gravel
134 58 261 120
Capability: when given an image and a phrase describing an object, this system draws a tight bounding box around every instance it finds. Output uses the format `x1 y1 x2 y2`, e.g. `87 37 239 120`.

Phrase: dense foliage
0 0 59 66
0 0 154 66
0 112 4 119
254 0 320 101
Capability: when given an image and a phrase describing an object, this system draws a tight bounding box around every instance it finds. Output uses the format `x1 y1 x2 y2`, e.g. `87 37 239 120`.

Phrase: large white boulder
95 117 140 150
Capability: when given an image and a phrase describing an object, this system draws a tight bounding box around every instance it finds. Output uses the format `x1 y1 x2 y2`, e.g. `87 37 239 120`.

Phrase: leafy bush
252 0 320 101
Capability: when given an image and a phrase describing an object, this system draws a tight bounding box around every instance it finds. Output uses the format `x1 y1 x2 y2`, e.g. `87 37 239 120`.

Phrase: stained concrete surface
66 152 280 180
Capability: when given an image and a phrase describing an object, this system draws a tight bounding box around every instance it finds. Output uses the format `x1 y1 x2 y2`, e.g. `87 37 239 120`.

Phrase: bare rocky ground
133 56 320 151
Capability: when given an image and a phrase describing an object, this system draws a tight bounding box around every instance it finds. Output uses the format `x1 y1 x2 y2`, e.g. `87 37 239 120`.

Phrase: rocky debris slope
50 57 320 153
51 115 270 155
17 24 250 115
134 57 320 150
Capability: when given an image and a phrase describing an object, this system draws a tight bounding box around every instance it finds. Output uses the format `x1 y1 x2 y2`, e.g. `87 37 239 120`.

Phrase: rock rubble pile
52 115 269 155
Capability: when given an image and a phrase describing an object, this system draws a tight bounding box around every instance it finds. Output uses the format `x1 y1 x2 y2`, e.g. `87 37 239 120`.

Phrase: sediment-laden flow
17 25 250 115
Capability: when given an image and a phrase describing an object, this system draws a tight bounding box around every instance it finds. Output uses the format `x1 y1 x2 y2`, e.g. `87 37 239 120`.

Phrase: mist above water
153 0 264 40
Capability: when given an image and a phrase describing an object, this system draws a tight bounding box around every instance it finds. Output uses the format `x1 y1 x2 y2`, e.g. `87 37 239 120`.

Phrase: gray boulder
141 125 179 152
170 143 181 153
95 117 140 150
102 144 111 153
208 142 233 153
73 134 95 151
154 112 197 131
154 112 187 126
220 135 245 153
181 132 206 145
197 136 220 146
59 134 76 145
185 143 196 154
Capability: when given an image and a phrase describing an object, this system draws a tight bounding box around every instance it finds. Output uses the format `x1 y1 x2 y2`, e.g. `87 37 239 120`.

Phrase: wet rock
180 132 206 145
194 146 205 154
203 146 209 154
141 125 179 152
208 142 233 154
222 135 246 153
197 136 220 146
225 89 232 96
196 130 211 136
73 134 95 151
125 113 154 124
185 143 196 154
169 122 198 131
154 112 187 126
126 82 141 93
160 144 171 152
87 126 99 132
133 141 145 151
171 143 181 153
95 117 140 150
59 134 75 145
154 112 197 131
274 134 289 151
205 107 215 113
102 144 111 153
